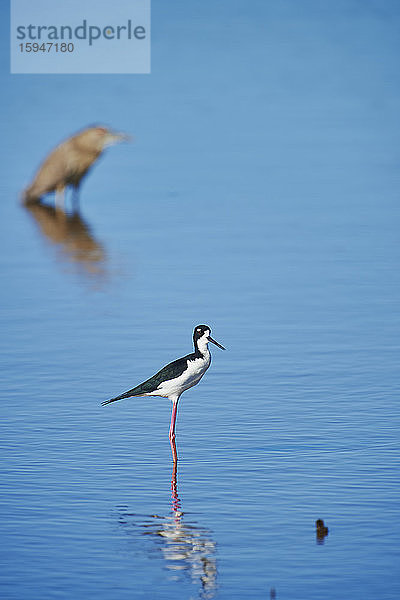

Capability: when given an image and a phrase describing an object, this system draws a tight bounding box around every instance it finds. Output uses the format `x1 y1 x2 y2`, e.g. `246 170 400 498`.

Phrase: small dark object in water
315 519 329 543
270 587 277 599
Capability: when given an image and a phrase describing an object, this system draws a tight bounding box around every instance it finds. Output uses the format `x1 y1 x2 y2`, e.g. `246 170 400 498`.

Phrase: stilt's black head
193 325 225 350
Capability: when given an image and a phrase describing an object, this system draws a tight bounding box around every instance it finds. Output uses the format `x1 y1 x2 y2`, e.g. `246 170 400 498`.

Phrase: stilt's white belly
151 355 211 400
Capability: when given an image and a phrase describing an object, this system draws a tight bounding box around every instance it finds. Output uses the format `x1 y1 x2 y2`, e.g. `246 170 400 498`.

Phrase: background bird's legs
71 185 80 213
55 185 65 211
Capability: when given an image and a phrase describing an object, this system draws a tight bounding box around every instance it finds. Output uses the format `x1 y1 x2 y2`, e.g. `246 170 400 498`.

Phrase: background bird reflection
117 457 217 599
23 201 107 280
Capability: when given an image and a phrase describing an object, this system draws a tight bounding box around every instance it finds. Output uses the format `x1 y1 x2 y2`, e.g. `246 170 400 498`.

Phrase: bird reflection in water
118 445 217 599
23 201 107 279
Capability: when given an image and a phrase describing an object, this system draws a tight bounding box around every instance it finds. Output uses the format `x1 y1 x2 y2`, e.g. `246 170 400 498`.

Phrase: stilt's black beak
209 336 226 350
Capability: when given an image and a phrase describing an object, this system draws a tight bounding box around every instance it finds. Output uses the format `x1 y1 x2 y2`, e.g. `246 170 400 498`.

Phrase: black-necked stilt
102 325 225 461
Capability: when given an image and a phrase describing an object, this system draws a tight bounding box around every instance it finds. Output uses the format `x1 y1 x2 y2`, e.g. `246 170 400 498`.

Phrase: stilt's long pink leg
169 400 179 462
170 435 178 463
169 401 178 441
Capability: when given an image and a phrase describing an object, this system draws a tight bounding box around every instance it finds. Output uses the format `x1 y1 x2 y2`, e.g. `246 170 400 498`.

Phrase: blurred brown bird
23 125 130 209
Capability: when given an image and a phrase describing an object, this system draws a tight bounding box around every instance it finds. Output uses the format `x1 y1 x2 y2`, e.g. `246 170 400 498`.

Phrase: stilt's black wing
102 354 192 406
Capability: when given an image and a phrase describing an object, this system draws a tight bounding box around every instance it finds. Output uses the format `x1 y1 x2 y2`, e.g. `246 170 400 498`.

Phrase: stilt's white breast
154 351 211 400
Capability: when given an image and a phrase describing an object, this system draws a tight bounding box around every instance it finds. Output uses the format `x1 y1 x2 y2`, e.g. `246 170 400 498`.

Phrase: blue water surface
1 1 400 599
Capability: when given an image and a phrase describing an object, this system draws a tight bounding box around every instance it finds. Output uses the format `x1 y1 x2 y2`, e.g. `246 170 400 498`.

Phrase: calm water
1 1 400 598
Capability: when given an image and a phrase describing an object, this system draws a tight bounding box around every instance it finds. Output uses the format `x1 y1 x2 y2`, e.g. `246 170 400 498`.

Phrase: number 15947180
19 42 74 53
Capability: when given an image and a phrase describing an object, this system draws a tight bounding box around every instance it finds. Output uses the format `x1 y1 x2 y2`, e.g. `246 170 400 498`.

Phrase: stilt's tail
101 385 144 406
102 372 160 407
102 397 119 406
102 392 129 406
